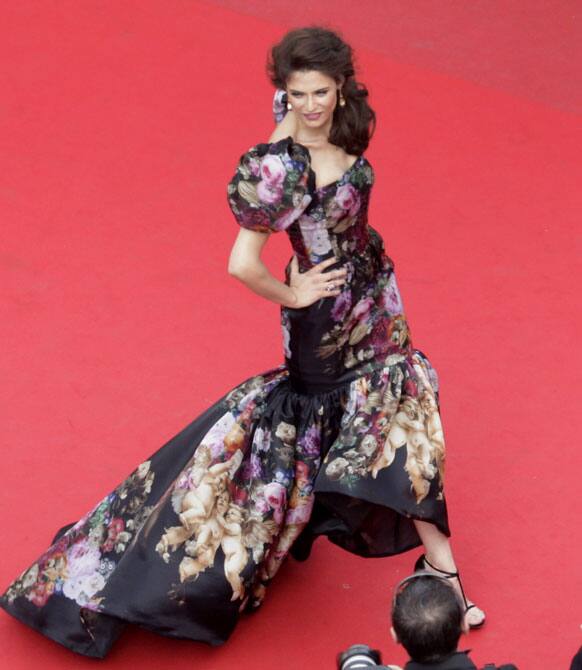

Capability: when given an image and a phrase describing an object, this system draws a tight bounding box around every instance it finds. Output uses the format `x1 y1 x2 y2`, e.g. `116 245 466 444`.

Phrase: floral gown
0 92 450 658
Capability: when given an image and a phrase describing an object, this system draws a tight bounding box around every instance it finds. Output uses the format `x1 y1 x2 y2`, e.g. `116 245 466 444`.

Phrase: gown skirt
0 134 450 658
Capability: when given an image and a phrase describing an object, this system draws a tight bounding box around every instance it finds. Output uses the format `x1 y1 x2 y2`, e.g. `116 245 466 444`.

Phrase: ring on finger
325 282 334 292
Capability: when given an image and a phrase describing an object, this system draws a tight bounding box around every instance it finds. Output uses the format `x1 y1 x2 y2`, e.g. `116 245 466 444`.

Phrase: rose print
259 154 286 186
335 183 360 216
352 296 375 321
248 157 261 177
263 482 286 509
331 290 352 322
256 181 283 205
297 424 321 458
255 154 287 205
66 538 101 578
28 581 55 607
263 482 287 523
382 273 404 315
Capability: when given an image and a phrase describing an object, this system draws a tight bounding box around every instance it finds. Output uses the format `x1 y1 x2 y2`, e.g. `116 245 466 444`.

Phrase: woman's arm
228 228 347 309
227 107 347 307
228 228 298 307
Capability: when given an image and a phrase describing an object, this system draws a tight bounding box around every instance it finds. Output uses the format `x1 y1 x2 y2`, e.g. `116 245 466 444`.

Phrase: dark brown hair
267 26 376 156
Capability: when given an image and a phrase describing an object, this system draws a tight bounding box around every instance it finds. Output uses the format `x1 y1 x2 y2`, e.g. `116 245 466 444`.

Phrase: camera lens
337 643 382 669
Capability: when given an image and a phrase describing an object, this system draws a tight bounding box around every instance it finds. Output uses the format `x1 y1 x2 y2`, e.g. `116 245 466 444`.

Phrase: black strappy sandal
414 554 486 629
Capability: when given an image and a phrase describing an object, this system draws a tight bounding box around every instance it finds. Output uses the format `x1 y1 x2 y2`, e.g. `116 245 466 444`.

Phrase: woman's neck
295 118 333 148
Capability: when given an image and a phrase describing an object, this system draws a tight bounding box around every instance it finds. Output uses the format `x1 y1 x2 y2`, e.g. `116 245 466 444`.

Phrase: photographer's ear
390 626 400 644
461 614 470 634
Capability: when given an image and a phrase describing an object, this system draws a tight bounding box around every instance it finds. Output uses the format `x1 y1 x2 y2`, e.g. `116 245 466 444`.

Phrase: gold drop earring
338 89 346 107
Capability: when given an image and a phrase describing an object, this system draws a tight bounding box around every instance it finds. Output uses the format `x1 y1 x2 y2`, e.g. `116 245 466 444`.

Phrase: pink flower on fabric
256 181 283 205
248 157 261 177
263 482 287 511
260 154 286 186
352 296 375 320
101 517 125 552
381 274 404 315
66 538 101 578
108 518 124 536
254 495 270 515
297 426 321 458
335 183 361 216
28 581 54 607
331 290 352 322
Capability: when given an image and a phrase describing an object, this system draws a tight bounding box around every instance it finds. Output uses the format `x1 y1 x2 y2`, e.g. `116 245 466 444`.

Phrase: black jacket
404 650 518 670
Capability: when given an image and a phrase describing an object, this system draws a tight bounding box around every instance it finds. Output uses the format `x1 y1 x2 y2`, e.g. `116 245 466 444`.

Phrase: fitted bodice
285 150 377 270
227 136 412 392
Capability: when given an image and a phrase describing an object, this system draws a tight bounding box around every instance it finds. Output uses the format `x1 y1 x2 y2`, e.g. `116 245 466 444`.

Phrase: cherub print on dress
178 491 228 584
156 447 242 570
322 354 445 504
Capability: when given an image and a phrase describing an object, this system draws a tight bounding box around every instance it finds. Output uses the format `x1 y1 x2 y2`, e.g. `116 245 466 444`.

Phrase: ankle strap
421 555 469 608
423 555 459 578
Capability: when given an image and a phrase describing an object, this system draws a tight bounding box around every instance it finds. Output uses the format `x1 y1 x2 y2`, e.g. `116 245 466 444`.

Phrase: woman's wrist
285 287 299 308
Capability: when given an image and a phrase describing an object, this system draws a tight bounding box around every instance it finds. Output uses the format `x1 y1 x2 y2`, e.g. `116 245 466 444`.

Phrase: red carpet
1 2 581 668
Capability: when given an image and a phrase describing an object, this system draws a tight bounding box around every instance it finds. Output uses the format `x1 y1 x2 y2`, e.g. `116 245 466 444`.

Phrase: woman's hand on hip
288 256 347 308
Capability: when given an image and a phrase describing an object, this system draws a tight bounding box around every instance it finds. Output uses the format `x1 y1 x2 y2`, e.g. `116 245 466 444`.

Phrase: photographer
338 572 517 670
391 572 517 669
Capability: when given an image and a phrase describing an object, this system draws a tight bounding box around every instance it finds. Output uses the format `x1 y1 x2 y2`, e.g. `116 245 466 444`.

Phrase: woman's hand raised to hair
288 256 348 308
269 104 298 143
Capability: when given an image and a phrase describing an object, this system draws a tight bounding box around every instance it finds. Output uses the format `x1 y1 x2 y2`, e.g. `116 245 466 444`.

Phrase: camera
337 644 398 670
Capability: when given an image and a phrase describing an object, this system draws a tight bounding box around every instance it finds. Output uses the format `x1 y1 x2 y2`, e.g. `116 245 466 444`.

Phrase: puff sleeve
226 137 314 233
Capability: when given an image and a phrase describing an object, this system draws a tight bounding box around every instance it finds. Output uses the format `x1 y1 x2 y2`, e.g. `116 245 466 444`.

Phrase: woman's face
286 70 342 131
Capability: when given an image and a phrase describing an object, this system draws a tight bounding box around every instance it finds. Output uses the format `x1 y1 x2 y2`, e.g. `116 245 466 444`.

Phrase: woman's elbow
227 258 254 281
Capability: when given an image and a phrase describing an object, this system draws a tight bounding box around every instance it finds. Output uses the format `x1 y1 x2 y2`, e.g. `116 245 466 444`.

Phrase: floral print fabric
227 139 313 233
1 108 450 658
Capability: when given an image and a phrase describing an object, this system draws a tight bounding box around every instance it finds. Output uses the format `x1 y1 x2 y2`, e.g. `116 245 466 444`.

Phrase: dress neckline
313 156 364 192
286 136 365 192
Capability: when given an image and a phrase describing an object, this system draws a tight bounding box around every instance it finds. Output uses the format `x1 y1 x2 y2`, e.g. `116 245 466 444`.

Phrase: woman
0 26 484 658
